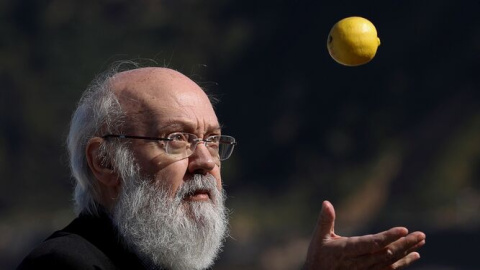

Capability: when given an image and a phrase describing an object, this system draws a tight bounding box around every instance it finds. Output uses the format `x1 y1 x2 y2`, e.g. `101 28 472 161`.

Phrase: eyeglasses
102 132 237 161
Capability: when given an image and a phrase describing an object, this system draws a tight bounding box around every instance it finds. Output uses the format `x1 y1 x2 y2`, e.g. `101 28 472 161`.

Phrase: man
18 63 425 270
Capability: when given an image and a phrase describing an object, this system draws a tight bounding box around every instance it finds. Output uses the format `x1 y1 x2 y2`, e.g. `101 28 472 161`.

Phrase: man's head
66 63 232 269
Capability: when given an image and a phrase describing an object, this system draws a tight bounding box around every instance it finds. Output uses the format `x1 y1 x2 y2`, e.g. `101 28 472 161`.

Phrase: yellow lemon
327 16 381 66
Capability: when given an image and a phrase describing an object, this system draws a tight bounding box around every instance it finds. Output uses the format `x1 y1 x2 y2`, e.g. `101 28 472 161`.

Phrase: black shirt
17 212 146 270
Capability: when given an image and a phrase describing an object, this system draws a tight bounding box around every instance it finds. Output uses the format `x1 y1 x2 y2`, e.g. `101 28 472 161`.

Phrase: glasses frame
102 133 237 161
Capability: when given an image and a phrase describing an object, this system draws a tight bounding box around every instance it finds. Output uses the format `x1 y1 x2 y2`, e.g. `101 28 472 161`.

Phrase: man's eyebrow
156 121 222 133
157 121 190 132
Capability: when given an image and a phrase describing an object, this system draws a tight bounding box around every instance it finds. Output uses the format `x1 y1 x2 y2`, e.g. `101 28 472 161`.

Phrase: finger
388 252 421 270
361 231 426 270
344 227 409 256
402 234 426 255
314 200 336 241
382 234 425 270
387 231 426 256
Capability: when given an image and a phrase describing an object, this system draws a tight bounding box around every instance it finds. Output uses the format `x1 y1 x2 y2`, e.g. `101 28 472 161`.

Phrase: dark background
1 0 479 269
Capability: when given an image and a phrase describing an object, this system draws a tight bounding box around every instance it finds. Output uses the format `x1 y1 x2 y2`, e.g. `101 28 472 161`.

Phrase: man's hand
305 201 426 270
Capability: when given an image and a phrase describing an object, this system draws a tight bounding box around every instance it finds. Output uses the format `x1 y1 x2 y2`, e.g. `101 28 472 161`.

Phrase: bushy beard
111 169 228 270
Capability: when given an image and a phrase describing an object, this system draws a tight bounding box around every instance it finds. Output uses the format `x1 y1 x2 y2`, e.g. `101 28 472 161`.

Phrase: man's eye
170 133 188 141
208 135 220 143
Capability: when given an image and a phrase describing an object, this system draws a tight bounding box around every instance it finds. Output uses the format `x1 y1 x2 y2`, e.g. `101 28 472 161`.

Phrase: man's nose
187 142 216 175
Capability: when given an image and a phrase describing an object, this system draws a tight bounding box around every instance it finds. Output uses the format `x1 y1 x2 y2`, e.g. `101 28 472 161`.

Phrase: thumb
315 200 336 241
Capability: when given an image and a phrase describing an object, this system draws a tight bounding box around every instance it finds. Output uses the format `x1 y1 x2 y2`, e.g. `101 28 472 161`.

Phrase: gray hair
67 61 140 216
66 61 218 216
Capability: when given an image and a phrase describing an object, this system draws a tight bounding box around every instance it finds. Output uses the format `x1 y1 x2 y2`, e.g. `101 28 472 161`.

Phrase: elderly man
18 64 425 270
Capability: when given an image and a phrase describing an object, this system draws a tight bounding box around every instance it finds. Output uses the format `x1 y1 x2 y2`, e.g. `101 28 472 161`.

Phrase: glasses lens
165 133 236 161
166 132 193 159
217 135 236 160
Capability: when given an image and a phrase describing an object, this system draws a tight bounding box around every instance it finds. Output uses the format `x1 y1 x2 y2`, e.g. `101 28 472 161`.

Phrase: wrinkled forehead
109 67 219 132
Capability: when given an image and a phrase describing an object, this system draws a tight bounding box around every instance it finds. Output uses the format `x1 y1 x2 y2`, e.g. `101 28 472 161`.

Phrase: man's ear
85 137 120 188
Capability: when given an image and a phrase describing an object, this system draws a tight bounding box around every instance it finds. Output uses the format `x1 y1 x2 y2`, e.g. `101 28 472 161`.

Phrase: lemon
327 16 381 66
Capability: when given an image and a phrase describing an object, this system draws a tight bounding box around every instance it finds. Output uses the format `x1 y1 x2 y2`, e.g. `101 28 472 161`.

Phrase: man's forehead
108 67 219 132
110 67 208 106
111 67 195 95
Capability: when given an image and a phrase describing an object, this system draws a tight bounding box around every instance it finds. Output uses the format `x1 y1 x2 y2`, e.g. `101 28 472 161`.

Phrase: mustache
175 174 219 201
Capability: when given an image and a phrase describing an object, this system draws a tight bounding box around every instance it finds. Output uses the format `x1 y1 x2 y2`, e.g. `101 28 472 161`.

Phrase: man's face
108 68 228 270
112 68 223 202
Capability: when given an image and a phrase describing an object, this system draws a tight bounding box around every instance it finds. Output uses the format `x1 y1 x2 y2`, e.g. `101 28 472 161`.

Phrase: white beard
112 173 228 270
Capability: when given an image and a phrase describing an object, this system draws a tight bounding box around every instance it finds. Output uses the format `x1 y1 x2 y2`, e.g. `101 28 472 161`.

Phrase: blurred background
1 0 479 269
